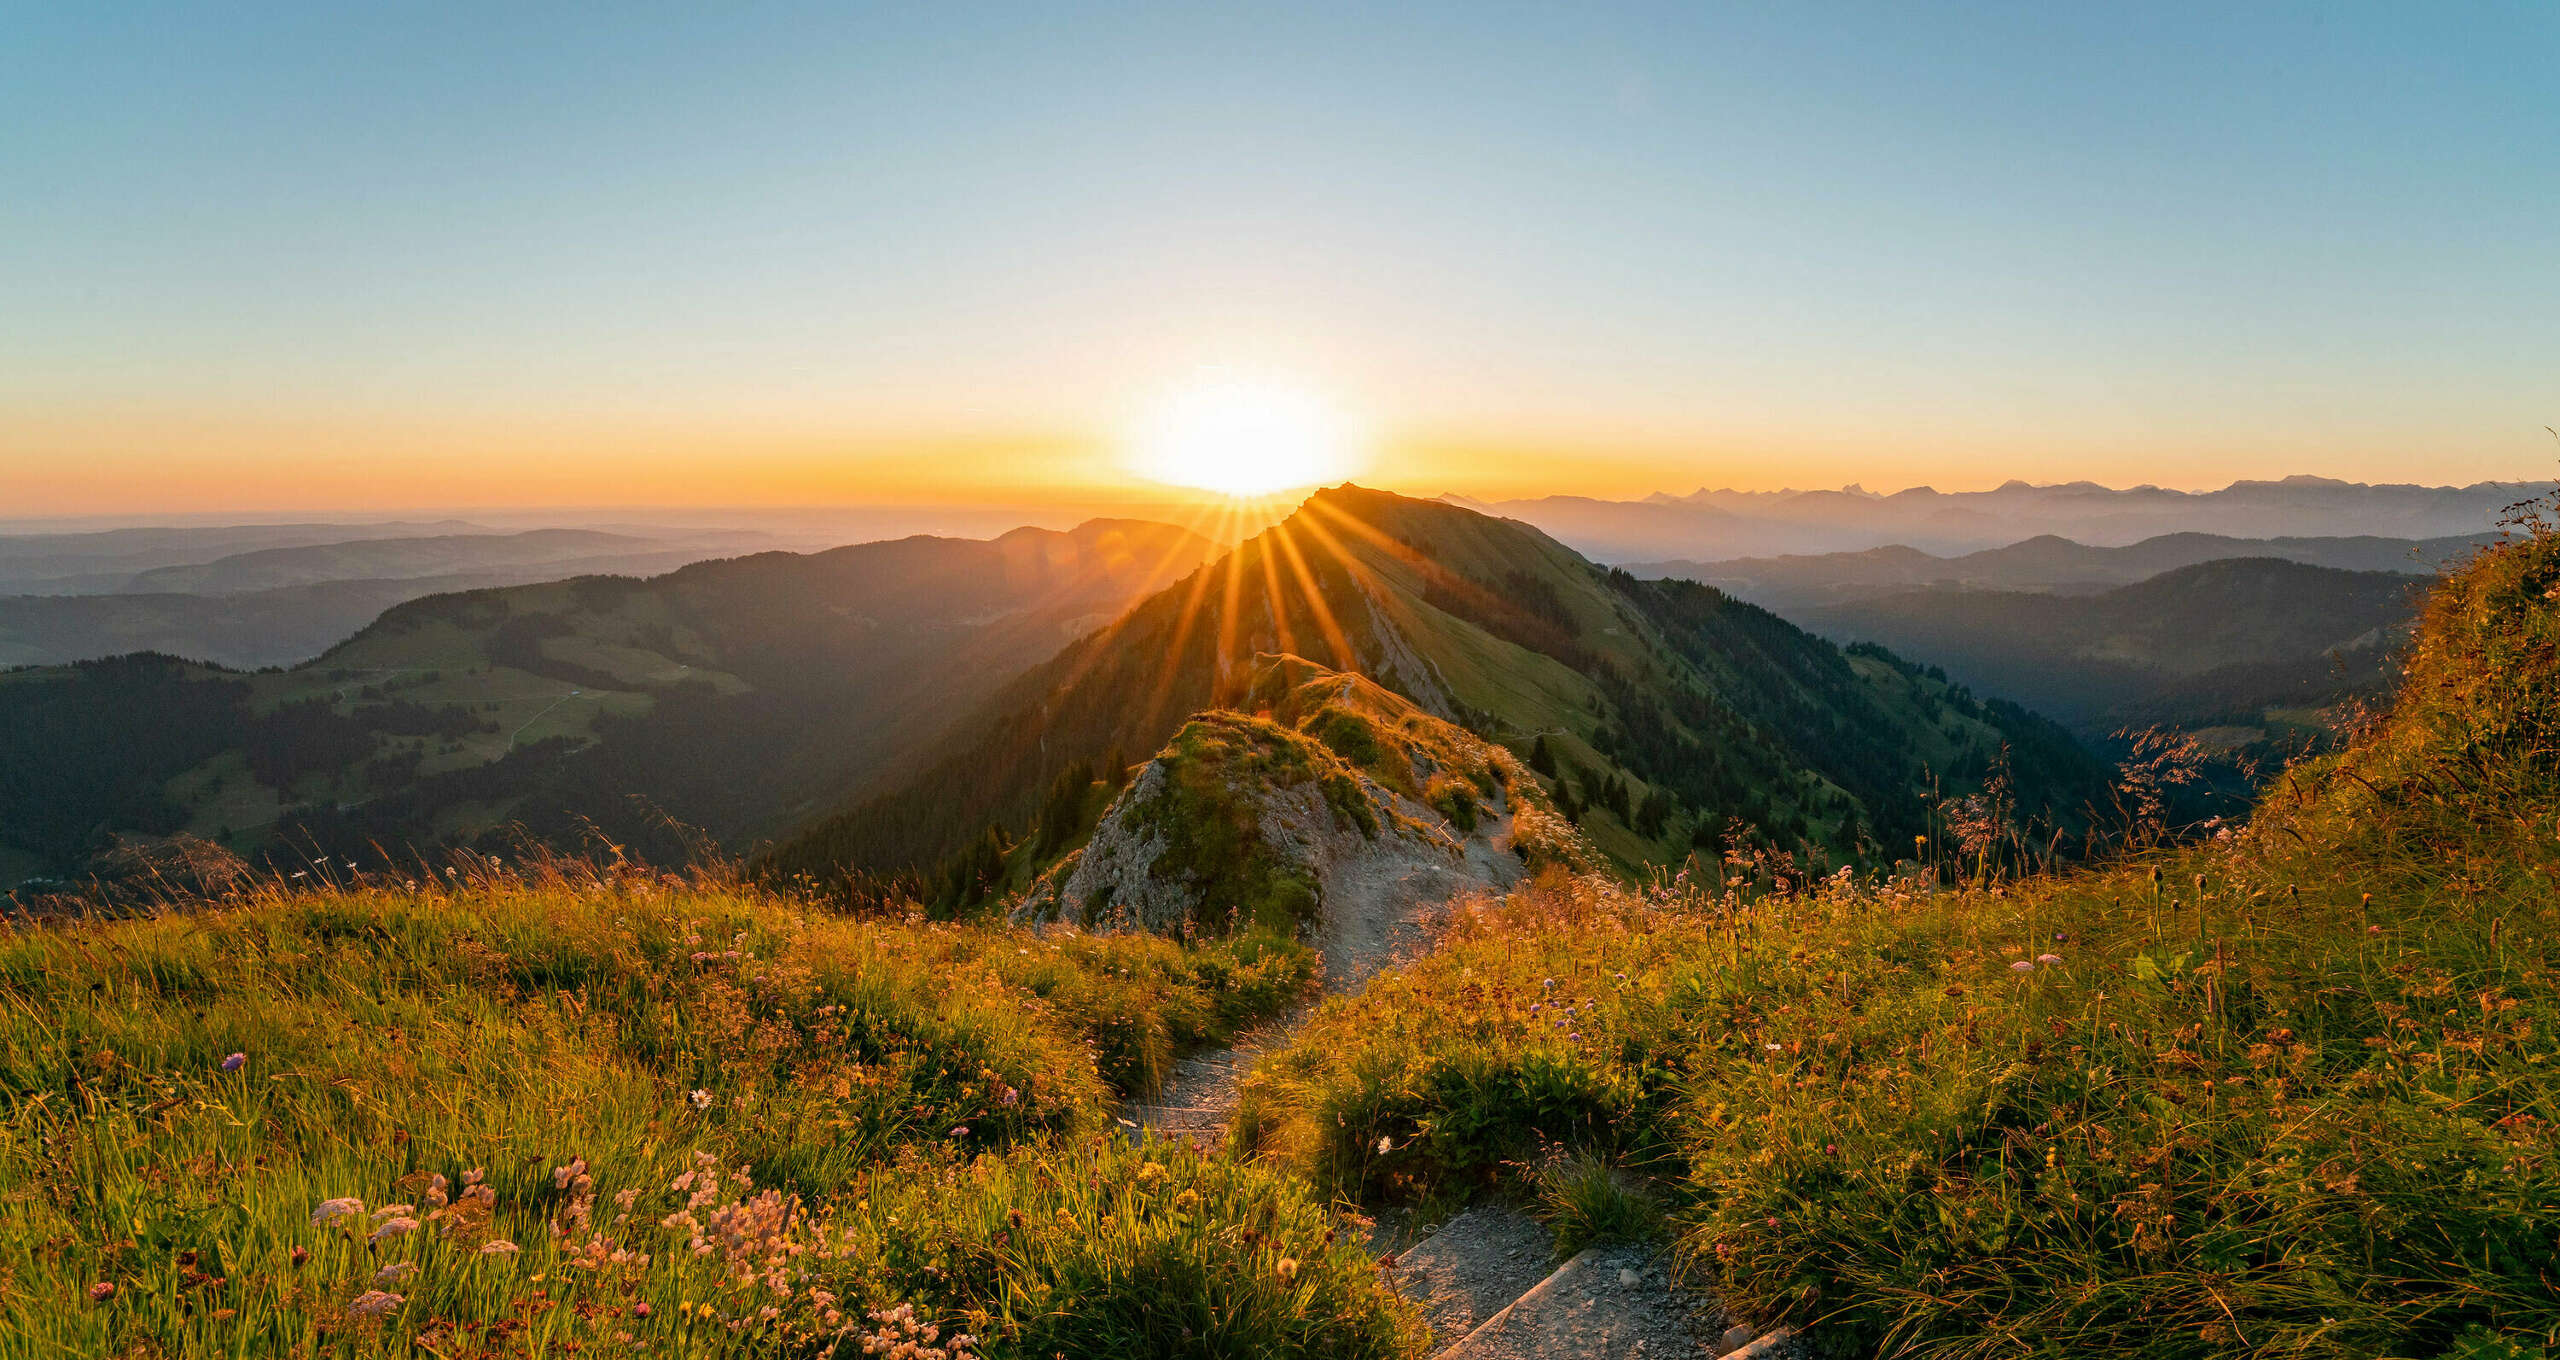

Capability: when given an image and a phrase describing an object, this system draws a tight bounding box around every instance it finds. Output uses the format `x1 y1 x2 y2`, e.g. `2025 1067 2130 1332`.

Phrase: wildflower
347 1289 403 1318
1765 1216 1780 1229
88 1282 115 1303
220 1052 245 1072
1764 1042 1783 1052
1541 977 1555 989
477 1240 520 1256
371 1261 416 1287
551 1157 588 1189
1173 1189 1202 1213
1824 1143 1838 1156
1000 1085 1019 1107
369 1217 420 1243
2009 960 2035 973
2367 925 2383 936
632 1302 652 1319
1376 1134 1393 1155
2036 953 2063 966
311 1197 365 1227
688 1089 712 1111
1274 1257 1300 1282
949 1125 970 1138
289 1246 309 1267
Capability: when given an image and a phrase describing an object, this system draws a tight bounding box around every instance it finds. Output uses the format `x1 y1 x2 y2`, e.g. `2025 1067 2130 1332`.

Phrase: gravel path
1120 808 1521 1143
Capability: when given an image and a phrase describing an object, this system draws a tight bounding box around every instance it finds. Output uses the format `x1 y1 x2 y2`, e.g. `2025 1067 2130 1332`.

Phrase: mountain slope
1789 557 2422 734
115 528 719 594
1634 529 2487 616
0 519 1212 883
1469 477 2534 561
768 486 2108 885
1014 656 1591 981
0 552 758 669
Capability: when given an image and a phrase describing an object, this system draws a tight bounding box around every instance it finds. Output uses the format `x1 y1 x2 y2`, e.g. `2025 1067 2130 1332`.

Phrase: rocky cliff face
1015 655 1592 986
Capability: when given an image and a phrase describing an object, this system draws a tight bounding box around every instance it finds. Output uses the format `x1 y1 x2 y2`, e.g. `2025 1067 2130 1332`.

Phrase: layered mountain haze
0 520 493 593
0 526 789 668
1462 477 2540 563
768 486 2108 893
1638 530 2488 617
1780 558 2424 740
0 519 1213 884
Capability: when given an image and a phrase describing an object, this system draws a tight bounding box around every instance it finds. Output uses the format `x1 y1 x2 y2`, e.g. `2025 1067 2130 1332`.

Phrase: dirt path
1121 807 1522 1144
1118 1002 1311 1144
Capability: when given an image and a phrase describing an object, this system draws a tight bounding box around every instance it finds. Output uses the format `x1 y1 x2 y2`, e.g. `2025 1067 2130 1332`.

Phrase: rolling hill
1785 557 2423 738
1635 529 2489 616
1459 476 2535 562
768 486 2110 889
0 527 796 668
0 519 1213 885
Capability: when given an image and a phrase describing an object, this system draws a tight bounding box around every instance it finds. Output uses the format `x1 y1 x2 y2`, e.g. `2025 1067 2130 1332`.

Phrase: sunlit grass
1239 523 2560 1358
0 861 1415 1358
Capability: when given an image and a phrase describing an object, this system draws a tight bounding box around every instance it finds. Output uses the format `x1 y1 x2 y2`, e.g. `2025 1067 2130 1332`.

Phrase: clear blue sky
3 2 2555 511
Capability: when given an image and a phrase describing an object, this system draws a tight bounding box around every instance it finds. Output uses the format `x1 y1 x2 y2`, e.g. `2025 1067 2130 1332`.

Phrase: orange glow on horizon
2 398 2549 520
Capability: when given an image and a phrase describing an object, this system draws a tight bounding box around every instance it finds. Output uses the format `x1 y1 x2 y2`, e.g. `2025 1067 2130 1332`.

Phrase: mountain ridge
0 517 1214 885
1459 477 2539 562
767 486 2108 891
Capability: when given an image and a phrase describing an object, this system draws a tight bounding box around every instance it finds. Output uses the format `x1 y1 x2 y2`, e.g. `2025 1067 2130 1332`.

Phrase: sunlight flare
1126 373 1367 497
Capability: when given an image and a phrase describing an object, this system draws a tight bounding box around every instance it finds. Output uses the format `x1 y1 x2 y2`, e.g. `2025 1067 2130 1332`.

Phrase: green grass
1238 528 2560 1358
0 860 1413 1358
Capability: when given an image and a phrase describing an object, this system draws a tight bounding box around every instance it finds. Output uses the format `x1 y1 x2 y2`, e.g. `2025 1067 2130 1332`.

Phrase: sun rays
1009 483 1402 753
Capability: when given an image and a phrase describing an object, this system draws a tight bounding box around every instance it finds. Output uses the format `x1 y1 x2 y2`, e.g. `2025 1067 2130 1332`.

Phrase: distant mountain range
1776 558 2423 739
0 520 1213 884
5 482 2471 893
767 487 2108 887
0 526 789 668
1454 476 2541 562
1634 529 2491 617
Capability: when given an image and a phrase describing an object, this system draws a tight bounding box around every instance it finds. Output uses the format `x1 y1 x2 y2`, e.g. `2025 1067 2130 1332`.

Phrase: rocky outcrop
1016 655 1592 985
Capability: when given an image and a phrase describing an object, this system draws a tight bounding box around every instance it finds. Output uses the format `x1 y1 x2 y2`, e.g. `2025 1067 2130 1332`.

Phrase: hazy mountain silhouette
1457 477 2540 562
0 519 1214 883
1636 529 2492 616
768 486 2107 890
1785 558 2422 737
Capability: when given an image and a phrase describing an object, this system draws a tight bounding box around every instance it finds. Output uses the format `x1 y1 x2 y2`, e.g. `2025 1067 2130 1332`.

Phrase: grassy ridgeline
1241 524 2560 1358
0 862 1422 1358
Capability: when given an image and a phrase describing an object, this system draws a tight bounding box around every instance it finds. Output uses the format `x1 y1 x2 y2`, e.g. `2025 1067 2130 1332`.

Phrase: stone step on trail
1415 1234 1799 1360
1382 1204 1556 1343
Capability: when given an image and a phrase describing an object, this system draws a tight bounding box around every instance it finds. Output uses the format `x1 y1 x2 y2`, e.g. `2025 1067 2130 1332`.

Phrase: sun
1126 373 1366 497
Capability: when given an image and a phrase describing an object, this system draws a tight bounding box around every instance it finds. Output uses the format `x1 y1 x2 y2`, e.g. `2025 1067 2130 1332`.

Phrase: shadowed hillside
0 519 1212 885
1788 557 2422 737
1636 528 2486 616
768 487 2108 890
